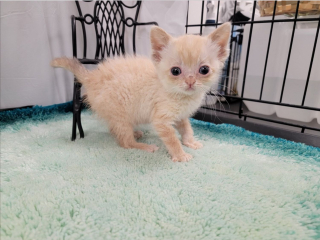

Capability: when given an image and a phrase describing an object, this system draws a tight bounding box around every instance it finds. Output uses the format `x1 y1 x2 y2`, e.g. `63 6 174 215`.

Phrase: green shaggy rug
1 104 320 240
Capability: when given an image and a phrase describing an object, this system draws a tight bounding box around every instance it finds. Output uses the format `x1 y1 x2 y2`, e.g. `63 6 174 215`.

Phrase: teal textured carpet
1 105 320 240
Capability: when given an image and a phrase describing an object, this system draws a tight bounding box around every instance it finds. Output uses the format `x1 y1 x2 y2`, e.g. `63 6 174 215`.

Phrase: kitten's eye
199 66 210 75
171 67 181 76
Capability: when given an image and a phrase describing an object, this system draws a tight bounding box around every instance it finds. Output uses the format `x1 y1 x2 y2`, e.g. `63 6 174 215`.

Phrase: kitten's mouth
186 86 195 91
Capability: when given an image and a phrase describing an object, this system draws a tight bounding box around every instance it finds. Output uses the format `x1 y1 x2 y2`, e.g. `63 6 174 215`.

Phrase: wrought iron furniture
71 0 157 140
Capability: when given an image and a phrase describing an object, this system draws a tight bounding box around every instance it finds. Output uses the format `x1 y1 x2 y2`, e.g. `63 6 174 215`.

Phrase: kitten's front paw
144 144 159 153
183 141 203 150
172 152 193 162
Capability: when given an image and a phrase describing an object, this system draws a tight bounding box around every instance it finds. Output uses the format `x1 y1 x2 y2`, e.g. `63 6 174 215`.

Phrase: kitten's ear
208 22 231 62
150 26 172 63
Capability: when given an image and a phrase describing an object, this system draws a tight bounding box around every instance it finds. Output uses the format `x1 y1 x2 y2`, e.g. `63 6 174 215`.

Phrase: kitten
51 23 231 162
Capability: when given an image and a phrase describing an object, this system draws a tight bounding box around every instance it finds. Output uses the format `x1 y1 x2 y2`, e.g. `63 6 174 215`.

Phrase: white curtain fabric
0 1 187 109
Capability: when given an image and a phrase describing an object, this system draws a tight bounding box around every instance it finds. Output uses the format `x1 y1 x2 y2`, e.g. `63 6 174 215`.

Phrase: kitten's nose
186 76 196 87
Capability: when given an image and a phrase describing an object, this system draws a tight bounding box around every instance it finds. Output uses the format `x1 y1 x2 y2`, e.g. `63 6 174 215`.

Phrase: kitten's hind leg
109 122 158 153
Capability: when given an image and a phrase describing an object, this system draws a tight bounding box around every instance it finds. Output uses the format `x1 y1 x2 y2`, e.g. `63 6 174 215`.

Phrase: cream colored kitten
51 23 231 162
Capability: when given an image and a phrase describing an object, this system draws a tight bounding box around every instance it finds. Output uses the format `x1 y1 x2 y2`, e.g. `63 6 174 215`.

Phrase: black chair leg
77 103 84 138
71 110 77 141
71 80 84 141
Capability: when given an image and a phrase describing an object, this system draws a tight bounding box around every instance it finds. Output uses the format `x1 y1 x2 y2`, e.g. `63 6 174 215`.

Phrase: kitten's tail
51 57 88 83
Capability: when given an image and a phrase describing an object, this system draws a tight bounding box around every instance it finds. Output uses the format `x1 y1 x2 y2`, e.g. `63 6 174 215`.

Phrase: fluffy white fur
51 23 231 162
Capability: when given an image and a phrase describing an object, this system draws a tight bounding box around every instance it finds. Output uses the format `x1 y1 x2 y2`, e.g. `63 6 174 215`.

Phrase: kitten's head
150 23 231 96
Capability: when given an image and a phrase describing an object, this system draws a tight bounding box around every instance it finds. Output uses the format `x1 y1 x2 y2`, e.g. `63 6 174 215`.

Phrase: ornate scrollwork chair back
70 0 157 140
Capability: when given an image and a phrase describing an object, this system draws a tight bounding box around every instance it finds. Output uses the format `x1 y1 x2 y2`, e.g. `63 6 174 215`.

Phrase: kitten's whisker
210 88 230 110
211 90 228 113
209 94 222 122
207 94 221 122
216 84 237 96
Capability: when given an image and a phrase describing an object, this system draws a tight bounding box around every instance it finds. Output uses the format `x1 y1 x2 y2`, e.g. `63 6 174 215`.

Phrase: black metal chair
71 0 157 140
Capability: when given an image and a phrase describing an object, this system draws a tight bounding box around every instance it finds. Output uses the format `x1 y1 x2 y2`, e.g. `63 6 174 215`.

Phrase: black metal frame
71 0 157 140
186 0 320 135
